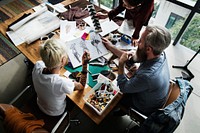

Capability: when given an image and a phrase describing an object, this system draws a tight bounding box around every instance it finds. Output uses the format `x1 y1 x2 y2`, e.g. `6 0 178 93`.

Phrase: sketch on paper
91 35 102 54
80 40 89 52
65 32 108 68
70 43 81 63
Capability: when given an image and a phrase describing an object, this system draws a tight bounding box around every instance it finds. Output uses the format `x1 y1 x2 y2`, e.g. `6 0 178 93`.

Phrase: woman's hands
96 12 108 19
131 38 138 47
78 51 91 88
82 51 91 65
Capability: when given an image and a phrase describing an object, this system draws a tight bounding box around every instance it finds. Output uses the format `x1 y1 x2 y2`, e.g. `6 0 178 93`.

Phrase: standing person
97 0 154 45
102 25 171 116
32 38 90 116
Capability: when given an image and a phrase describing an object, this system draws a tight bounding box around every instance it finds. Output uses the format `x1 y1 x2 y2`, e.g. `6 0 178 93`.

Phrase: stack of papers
6 7 60 46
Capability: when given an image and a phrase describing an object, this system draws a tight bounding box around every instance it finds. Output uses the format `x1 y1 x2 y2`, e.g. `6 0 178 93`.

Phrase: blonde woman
32 38 90 116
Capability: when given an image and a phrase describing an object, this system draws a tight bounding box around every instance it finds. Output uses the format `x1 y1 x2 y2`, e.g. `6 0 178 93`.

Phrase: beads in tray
86 83 118 112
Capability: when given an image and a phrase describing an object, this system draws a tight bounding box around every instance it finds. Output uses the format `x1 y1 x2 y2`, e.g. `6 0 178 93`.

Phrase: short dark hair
127 0 144 6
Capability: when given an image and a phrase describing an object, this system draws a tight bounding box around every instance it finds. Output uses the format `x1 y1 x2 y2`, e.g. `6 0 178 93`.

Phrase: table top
0 0 122 125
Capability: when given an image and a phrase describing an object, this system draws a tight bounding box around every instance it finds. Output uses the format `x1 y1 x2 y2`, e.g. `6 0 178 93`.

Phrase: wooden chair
125 78 193 133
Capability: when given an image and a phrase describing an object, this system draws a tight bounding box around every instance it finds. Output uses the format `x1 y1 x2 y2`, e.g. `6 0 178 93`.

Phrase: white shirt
32 61 74 116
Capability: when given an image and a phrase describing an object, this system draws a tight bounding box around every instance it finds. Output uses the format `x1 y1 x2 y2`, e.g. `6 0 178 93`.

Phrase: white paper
33 4 45 12
83 16 93 27
7 11 60 46
46 2 67 13
64 32 108 68
103 51 113 61
9 6 48 31
118 19 146 38
99 19 119 37
6 31 24 46
63 71 71 77
83 17 119 37
53 3 67 13
60 20 94 42
115 40 137 50
117 19 135 38
60 20 77 42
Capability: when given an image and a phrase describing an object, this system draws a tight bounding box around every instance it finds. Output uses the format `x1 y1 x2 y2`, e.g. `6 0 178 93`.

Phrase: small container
83 74 119 115
121 34 131 45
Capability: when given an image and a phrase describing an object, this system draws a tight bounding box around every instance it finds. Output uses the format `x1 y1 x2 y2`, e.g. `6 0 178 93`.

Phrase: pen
87 70 92 74
89 62 106 66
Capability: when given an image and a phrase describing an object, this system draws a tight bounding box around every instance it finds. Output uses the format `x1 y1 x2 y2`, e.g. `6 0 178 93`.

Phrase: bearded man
102 25 171 116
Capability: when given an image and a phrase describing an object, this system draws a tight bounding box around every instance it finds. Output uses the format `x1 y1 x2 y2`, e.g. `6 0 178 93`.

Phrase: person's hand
118 52 131 75
82 51 91 65
131 38 138 47
127 64 138 78
96 12 108 19
119 52 129 65
74 82 84 91
101 37 112 49
125 53 135 69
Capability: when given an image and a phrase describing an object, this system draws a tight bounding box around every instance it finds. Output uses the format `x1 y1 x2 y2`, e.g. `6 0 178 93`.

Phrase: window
152 1 160 18
166 16 176 29
100 0 115 9
166 0 200 52
168 16 185 41
90 0 200 52
179 13 200 52
166 13 184 29
176 0 197 7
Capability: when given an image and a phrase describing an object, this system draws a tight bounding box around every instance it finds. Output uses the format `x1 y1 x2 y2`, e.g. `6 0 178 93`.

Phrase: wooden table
0 0 122 125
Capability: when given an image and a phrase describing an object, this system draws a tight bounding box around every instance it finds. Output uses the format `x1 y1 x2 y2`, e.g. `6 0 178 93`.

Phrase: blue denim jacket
137 78 193 133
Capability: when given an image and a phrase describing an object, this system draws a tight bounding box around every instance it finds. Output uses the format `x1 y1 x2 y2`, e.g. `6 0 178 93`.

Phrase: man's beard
134 47 147 62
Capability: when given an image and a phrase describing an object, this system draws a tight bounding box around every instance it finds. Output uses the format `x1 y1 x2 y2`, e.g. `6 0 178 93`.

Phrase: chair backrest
162 80 181 108
129 80 181 125
136 78 193 133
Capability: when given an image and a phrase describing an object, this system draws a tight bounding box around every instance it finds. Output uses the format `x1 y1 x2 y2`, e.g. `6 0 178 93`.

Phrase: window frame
167 0 200 45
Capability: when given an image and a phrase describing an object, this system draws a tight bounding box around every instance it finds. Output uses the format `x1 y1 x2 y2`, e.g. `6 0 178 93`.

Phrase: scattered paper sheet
114 40 137 50
6 31 24 46
46 2 67 13
83 17 119 37
117 19 134 38
118 19 146 38
53 3 68 13
60 20 77 42
99 19 119 37
60 20 94 42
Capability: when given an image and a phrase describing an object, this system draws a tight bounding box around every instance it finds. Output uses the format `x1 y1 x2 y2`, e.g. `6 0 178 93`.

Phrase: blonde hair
40 39 68 69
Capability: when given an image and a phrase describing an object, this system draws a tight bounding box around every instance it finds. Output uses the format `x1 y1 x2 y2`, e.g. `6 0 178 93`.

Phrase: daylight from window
93 0 199 52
